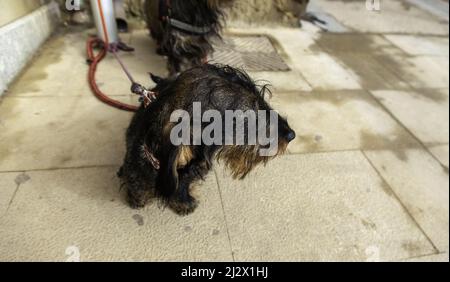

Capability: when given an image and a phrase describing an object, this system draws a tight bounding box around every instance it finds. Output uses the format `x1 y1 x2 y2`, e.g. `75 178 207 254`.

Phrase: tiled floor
0 0 448 261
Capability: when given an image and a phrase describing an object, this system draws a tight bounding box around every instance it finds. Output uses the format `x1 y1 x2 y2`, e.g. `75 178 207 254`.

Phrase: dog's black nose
286 130 296 143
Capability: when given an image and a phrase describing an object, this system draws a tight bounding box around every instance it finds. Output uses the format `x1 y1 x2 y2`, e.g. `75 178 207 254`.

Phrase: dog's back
145 0 224 74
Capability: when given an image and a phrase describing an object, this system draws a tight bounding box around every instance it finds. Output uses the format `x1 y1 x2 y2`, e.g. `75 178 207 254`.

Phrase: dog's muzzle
286 130 296 143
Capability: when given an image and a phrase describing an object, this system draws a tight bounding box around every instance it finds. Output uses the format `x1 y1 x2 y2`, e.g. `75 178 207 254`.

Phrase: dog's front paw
127 190 152 210
128 199 146 210
168 197 198 216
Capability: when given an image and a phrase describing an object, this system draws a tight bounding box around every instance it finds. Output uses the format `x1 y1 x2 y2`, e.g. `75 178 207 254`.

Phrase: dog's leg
168 160 210 216
121 164 155 209
127 183 154 209
168 181 198 216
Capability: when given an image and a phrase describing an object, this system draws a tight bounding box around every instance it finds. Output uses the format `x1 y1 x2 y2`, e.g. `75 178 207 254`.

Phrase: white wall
0 0 45 27
0 1 60 95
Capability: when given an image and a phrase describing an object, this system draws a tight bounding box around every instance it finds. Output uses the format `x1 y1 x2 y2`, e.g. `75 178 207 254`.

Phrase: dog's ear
157 144 194 200
149 73 164 85
158 144 179 199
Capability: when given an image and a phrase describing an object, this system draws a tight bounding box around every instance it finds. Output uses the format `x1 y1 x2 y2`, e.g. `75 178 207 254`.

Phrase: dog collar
131 83 157 109
167 18 212 35
159 0 212 35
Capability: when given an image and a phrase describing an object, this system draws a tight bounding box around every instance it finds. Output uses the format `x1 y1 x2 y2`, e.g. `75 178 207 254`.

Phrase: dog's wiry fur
119 65 295 216
145 0 224 75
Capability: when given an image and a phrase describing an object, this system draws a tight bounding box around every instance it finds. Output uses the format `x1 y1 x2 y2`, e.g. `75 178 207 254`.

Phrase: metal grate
210 35 290 72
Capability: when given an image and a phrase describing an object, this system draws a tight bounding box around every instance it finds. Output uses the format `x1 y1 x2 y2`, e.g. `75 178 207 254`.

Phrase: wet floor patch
314 0 449 35
7 35 66 95
132 214 144 226
270 90 421 155
311 33 412 90
14 173 31 186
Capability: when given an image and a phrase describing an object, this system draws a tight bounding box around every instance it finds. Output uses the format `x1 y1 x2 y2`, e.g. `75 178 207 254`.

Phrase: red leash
87 0 156 112
88 0 210 112
86 37 139 112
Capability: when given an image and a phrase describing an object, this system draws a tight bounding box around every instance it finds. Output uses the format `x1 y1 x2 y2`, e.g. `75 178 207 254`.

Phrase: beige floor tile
364 149 449 252
0 167 231 262
380 56 449 89
268 91 419 154
0 173 19 215
371 89 449 144
292 53 362 90
384 35 449 56
312 34 410 90
314 0 449 35
0 96 135 171
428 145 449 168
269 28 320 55
409 57 449 89
248 71 312 92
214 152 435 261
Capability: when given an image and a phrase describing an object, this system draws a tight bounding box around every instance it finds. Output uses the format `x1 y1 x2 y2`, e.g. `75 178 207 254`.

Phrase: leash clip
131 83 157 108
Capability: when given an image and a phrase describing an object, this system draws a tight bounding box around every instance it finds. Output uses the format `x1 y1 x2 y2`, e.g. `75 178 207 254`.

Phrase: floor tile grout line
269 86 449 96
286 148 364 157
0 150 368 175
391 251 448 262
360 150 440 254
322 31 449 38
3 140 446 175
5 184 20 215
0 164 119 174
4 184 20 215
2 94 133 99
3 169 25 218
213 168 236 262
365 88 450 170
225 28 450 39
0 152 364 175
284 145 441 157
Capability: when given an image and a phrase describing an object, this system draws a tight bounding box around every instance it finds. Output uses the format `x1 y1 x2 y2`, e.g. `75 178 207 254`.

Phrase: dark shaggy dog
145 0 224 75
118 65 296 215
